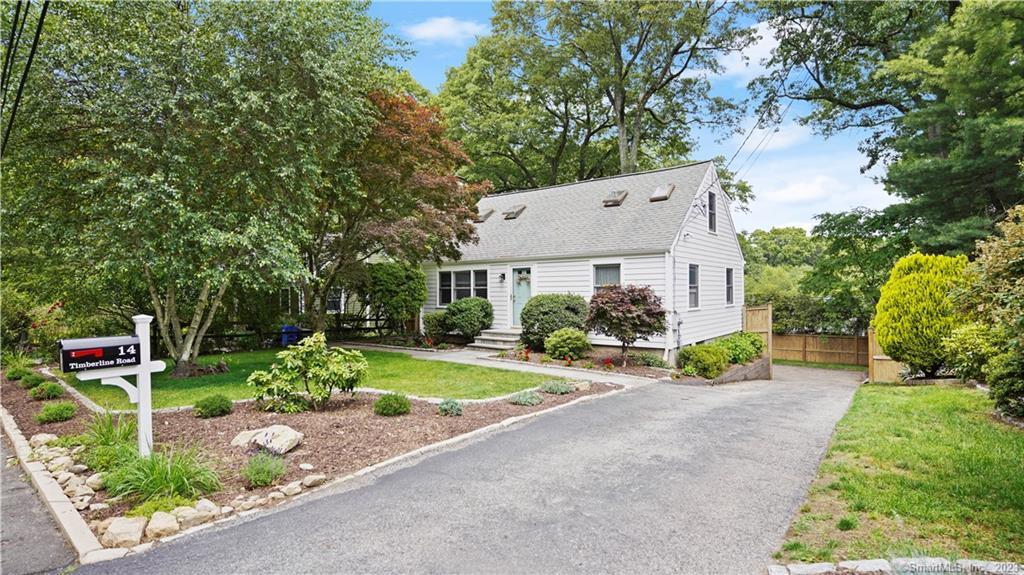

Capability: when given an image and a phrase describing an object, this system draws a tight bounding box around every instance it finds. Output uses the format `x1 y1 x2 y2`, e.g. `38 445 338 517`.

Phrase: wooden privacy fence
867 327 904 383
742 305 773 379
773 334 869 366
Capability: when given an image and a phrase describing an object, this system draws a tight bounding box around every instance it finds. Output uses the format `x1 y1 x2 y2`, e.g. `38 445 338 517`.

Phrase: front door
511 267 532 327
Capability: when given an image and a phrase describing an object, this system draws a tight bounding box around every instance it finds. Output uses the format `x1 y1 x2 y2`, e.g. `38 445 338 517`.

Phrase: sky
368 1 897 234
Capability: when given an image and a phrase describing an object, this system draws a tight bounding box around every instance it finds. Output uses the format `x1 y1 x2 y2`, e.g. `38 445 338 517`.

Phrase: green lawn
68 349 557 409
776 384 1024 563
773 358 867 372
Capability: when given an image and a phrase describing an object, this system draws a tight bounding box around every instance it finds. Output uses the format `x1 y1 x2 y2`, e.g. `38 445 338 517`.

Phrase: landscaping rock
175 508 205 530
767 567 788 575
71 445 86 456
29 433 58 448
71 484 95 498
95 517 116 536
237 498 260 512
268 491 285 501
299 463 314 471
195 498 219 515
220 506 234 516
281 481 302 496
838 559 892 573
787 563 834 575
46 456 73 473
145 512 180 539
89 503 110 512
301 474 327 488
72 496 92 510
69 464 89 474
573 381 592 392
62 477 84 495
86 473 105 491
253 425 304 455
230 429 261 447
131 542 153 554
55 471 74 486
101 517 147 548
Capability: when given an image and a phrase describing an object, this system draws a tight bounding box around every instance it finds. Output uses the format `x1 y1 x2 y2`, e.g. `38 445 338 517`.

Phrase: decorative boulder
69 464 89 474
101 517 147 548
195 498 219 515
301 474 327 488
144 512 179 539
85 473 105 491
46 456 73 473
280 481 302 496
29 433 58 448
170 506 205 530
231 425 303 455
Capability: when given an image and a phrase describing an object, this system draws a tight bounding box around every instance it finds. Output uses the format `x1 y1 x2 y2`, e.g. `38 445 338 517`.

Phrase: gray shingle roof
453 161 714 263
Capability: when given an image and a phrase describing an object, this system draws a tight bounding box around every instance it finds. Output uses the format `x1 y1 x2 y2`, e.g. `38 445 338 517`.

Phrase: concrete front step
475 333 521 343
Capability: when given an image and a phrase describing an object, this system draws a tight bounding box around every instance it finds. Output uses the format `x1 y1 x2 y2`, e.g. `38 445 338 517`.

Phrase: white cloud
401 17 488 45
717 21 779 86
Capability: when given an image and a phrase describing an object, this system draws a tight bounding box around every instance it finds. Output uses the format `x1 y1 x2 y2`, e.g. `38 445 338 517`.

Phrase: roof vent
503 204 526 220
474 208 495 223
603 190 628 207
650 183 676 202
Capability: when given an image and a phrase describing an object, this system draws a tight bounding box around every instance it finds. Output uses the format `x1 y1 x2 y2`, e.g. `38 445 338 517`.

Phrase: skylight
650 183 676 202
474 208 495 223
603 190 628 207
503 204 526 219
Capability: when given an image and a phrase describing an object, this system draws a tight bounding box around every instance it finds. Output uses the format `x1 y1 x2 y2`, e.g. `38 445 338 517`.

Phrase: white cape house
421 161 745 362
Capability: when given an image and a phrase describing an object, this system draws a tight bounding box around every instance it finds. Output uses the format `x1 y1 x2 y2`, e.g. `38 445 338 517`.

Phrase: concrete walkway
1 436 75 575
341 342 656 387
79 365 861 575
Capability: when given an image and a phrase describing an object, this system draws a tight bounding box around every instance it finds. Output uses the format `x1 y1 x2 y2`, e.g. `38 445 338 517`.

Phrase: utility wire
2 0 29 111
2 0 47 156
1 1 24 95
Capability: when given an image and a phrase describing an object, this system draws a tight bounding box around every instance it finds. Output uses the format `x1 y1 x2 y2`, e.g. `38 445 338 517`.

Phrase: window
725 268 734 305
439 270 488 305
688 264 700 308
594 264 621 291
326 288 344 313
708 191 717 232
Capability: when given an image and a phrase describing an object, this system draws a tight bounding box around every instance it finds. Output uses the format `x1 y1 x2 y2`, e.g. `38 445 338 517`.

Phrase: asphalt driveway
78 365 862 575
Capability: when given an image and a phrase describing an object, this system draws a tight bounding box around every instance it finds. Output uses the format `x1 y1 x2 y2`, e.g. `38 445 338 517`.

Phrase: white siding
670 170 745 350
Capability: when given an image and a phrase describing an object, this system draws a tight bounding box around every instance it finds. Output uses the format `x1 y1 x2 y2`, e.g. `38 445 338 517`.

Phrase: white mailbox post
62 315 166 456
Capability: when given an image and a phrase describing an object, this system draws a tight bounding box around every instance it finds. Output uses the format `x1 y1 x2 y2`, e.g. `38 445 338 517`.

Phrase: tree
874 253 967 377
960 205 1024 348
740 227 824 270
3 2 393 375
349 263 427 336
586 285 667 362
299 91 487 331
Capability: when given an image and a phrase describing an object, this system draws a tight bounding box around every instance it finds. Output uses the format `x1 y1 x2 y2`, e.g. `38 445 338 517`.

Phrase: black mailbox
58 336 141 373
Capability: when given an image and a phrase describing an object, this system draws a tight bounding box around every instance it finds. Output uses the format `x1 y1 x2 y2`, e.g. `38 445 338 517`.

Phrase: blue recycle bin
281 325 301 346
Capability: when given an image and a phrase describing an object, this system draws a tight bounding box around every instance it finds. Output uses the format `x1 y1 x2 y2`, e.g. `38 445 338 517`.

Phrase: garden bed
492 350 673 379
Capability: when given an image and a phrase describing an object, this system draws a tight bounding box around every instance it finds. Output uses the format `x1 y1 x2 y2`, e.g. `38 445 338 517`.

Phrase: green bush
539 381 575 395
837 515 858 531
354 263 428 335
714 332 765 364
30 382 65 400
423 311 448 345
248 333 367 412
544 327 591 360
2 351 32 371
35 402 77 424
241 452 286 488
985 351 1024 417
942 322 1004 383
5 366 30 380
82 413 139 471
874 253 967 376
1 285 33 352
438 398 463 417
194 394 233 418
676 344 731 378
509 391 543 406
444 297 493 339
374 393 411 416
520 293 589 350
626 351 671 369
17 372 45 389
105 447 221 500
125 495 195 518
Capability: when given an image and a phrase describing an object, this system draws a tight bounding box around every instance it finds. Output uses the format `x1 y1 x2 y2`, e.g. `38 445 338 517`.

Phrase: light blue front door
511 267 532 326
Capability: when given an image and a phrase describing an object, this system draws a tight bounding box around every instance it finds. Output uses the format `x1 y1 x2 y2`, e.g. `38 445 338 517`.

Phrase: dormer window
603 190 628 207
708 191 717 232
650 184 675 202
503 204 526 220
474 208 494 223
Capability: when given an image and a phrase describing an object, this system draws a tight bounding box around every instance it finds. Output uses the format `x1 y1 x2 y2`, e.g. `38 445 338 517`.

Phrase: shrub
626 352 671 369
248 333 368 412
241 452 286 488
985 351 1024 417
423 311 448 346
86 444 139 472
374 393 411 416
586 285 666 362
5 366 30 380
17 372 45 389
874 253 967 377
714 332 765 365
444 297 493 339
30 382 65 400
837 515 858 531
520 293 589 350
544 328 592 361
2 351 32 371
125 495 195 518
105 447 221 500
676 344 731 379
438 398 463 417
539 381 575 395
1 286 33 352
942 322 1004 382
35 402 77 424
509 391 543 406
354 263 428 335
194 394 233 418
81 413 140 471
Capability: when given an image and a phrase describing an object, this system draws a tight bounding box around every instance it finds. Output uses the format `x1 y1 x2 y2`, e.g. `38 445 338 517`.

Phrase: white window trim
437 266 489 308
687 264 701 311
725 267 735 307
707 191 718 234
588 257 625 297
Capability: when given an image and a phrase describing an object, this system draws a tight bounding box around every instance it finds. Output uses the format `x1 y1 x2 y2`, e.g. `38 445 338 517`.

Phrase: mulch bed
495 351 673 379
3 369 617 523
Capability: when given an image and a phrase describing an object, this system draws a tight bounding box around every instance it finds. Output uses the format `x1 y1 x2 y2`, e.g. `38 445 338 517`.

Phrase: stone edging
0 405 121 564
485 356 669 382
768 557 1022 574
335 341 464 353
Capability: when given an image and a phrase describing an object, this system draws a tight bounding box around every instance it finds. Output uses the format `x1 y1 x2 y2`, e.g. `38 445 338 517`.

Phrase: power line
2 0 29 110
2 0 47 156
1 1 24 95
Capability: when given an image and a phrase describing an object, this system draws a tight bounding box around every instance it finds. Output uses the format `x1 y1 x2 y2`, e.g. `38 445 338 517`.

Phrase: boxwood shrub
36 401 77 424
520 294 588 350
18 372 46 389
544 327 591 360
194 394 233 418
676 344 731 379
437 398 463 417
29 381 65 400
374 393 411 416
713 332 765 364
5 366 31 381
509 390 543 406
444 297 493 339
